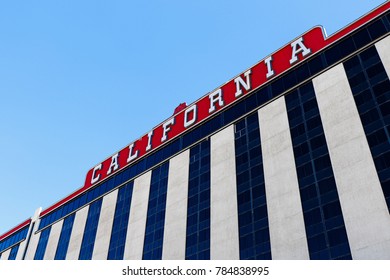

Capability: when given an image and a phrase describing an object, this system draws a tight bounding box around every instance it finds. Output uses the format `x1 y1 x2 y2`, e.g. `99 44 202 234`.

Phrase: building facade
2 2 390 260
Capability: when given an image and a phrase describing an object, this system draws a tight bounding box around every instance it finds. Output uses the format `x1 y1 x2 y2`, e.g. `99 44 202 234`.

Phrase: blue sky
0 0 386 235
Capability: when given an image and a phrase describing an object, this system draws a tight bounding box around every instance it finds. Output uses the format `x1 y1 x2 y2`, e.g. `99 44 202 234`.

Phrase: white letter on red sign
264 56 275 79
107 153 120 175
184 104 197 128
91 163 102 185
146 131 154 152
289 37 311 65
127 143 139 163
208 89 224 113
234 70 252 97
161 118 175 142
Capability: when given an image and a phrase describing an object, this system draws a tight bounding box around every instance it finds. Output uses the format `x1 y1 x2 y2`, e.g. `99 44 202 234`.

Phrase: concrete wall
162 150 190 260
43 220 63 260
66 206 89 260
124 171 152 260
23 222 41 260
92 189 118 260
0 248 10 260
210 125 240 260
15 240 26 260
14 241 26 260
376 35 390 75
313 63 390 259
259 97 309 260
21 208 42 260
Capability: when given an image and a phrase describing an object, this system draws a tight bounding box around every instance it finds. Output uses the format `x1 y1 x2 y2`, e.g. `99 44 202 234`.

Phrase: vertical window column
142 162 169 260
285 82 352 260
107 182 134 260
234 112 271 260
353 42 390 210
78 198 103 260
313 62 390 259
375 37 390 210
8 244 20 260
185 140 211 260
8 243 20 260
34 227 51 260
54 214 76 260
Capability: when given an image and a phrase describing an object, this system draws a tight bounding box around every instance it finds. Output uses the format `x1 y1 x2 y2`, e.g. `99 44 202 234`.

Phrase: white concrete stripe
23 222 41 260
92 189 119 260
15 240 26 260
124 171 152 260
210 125 240 260
313 63 390 259
375 35 390 76
162 150 190 260
259 97 309 260
65 206 89 260
43 220 64 260
0 248 11 260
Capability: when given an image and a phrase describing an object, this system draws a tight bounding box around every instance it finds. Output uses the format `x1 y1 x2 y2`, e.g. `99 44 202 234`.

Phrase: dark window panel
34 227 52 260
286 81 352 259
295 62 311 82
309 54 326 76
367 19 387 40
323 201 342 220
54 213 76 260
353 28 371 49
234 112 270 260
8 244 20 260
185 140 210 260
338 37 357 57
78 199 103 260
325 44 343 66
344 46 390 211
107 182 134 260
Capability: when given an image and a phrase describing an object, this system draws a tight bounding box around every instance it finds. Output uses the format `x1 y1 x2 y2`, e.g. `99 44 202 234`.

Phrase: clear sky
0 0 386 235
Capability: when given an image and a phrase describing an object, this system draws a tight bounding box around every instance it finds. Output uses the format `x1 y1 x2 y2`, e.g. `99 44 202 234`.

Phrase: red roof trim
0 219 31 242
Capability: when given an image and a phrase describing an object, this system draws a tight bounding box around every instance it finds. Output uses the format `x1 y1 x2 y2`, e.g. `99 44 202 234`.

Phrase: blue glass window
0 226 29 253
54 213 76 260
234 112 271 260
78 199 103 260
107 181 134 260
8 244 20 260
285 82 352 260
344 46 390 212
185 140 211 260
142 162 169 260
34 227 51 260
